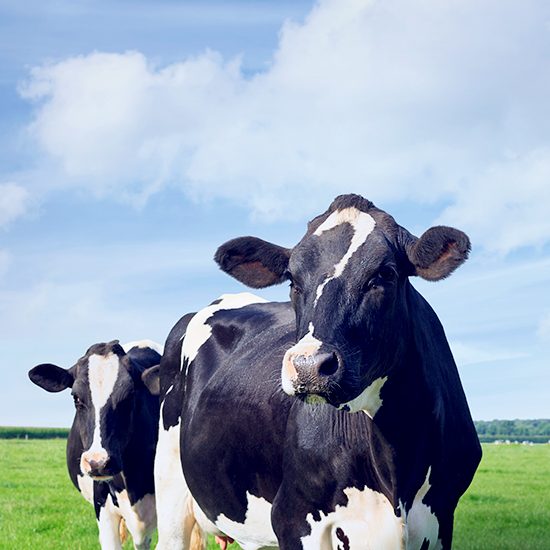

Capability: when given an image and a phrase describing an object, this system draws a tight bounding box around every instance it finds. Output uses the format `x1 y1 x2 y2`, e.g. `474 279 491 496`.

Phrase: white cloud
0 183 31 227
20 0 550 250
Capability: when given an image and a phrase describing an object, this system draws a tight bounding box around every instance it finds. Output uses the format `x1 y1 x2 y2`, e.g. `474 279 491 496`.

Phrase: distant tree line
475 419 550 443
2 420 550 442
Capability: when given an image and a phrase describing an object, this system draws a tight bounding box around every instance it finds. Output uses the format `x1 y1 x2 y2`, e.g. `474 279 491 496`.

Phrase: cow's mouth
88 474 114 482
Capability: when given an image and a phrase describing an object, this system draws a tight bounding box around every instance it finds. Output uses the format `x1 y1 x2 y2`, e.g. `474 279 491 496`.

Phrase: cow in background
156 194 481 549
29 340 163 550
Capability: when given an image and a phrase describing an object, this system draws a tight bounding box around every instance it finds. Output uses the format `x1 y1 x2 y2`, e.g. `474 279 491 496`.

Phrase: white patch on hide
340 376 388 418
301 485 405 549
215 492 277 550
181 292 267 371
404 468 442 550
122 339 164 354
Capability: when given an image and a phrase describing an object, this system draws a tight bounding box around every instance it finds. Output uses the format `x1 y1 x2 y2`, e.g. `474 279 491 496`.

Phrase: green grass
1 440 549 549
453 444 550 549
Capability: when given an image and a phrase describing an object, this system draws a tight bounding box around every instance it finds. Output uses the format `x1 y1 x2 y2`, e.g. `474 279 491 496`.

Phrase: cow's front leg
97 503 123 550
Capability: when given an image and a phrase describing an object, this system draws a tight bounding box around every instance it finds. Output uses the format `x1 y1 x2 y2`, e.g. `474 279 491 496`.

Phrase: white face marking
181 292 267 373
80 352 120 474
404 468 442 550
215 492 277 549
122 339 164 354
340 376 388 418
281 322 322 395
313 207 376 305
301 486 405 549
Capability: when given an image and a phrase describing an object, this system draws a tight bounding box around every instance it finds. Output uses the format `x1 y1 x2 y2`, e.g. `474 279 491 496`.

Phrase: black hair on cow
407 226 471 281
329 194 375 213
214 236 291 288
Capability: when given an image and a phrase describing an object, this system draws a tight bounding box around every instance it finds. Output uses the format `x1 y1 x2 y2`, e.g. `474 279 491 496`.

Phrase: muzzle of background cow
80 450 113 479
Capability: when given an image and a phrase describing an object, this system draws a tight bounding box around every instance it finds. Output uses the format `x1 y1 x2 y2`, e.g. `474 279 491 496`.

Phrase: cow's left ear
215 236 291 288
28 364 74 392
141 365 160 396
405 226 471 281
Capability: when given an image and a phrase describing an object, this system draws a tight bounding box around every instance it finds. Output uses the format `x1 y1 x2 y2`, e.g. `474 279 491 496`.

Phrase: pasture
0 439 549 549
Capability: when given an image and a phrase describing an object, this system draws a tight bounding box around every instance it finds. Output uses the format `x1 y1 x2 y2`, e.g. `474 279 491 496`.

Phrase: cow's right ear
214 237 291 288
141 365 160 396
28 364 74 393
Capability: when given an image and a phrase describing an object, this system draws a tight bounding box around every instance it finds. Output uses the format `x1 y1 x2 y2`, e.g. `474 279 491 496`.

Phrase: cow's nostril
318 352 339 377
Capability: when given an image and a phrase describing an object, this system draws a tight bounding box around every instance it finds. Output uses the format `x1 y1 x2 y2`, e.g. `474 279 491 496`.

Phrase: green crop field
0 439 549 549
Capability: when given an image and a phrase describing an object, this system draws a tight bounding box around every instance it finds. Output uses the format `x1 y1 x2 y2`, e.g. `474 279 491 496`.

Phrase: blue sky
1 0 549 426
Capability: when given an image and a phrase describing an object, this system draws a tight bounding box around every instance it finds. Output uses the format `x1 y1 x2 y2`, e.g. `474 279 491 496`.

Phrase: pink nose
81 452 111 476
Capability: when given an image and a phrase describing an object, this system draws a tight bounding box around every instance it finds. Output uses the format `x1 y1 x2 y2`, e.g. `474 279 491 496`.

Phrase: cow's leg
155 423 202 549
117 493 156 550
97 501 123 550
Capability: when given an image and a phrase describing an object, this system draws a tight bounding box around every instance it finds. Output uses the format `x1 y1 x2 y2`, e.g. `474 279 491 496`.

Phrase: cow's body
29 340 163 550
156 195 481 549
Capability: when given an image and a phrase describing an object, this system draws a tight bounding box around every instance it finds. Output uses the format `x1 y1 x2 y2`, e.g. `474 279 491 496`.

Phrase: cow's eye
286 271 302 296
365 266 397 292
290 282 303 299
379 265 397 282
73 395 85 410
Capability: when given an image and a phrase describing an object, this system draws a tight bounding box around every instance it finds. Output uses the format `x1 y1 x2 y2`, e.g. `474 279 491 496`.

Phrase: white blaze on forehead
313 207 376 305
84 352 121 459
340 376 388 418
404 468 442 550
281 322 322 396
301 485 405 549
181 292 267 372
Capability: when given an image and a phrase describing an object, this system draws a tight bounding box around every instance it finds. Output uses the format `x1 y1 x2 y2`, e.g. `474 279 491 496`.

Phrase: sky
1 0 549 426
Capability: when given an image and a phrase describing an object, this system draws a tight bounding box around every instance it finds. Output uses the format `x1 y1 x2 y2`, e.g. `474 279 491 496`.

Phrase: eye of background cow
285 271 303 297
72 394 85 410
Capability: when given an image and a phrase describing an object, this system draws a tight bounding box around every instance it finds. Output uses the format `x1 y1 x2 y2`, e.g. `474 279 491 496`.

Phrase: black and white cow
157 194 482 549
28 340 163 550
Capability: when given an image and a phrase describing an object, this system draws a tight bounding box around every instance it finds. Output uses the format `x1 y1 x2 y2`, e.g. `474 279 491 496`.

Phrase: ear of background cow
141 365 160 396
214 236 291 288
28 363 74 392
406 225 471 281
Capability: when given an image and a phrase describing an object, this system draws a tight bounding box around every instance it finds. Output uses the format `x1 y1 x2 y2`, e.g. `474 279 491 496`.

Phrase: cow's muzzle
80 451 117 480
282 345 343 404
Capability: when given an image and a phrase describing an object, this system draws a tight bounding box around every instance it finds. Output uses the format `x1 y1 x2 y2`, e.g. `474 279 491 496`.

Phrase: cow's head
215 194 470 416
28 340 160 480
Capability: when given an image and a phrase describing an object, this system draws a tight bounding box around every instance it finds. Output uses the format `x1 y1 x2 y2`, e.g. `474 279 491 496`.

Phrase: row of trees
474 419 550 442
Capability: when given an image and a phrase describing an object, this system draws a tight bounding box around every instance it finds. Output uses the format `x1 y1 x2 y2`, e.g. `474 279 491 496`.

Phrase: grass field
0 440 549 549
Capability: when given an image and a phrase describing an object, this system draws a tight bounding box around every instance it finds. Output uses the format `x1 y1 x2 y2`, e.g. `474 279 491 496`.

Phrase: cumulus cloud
20 0 550 250
0 183 31 227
